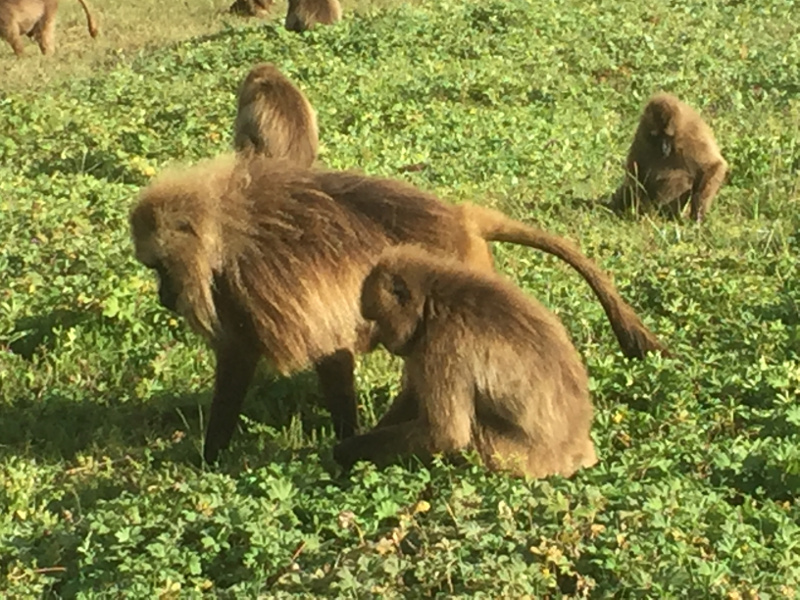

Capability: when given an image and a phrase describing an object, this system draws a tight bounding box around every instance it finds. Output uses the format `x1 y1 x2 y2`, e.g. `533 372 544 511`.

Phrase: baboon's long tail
76 0 99 38
464 204 668 359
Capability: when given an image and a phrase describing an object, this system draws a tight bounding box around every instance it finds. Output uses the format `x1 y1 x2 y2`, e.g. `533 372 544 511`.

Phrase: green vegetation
1 0 799 596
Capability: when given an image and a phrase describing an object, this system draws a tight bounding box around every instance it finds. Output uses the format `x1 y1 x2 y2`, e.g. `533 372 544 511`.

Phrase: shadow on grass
0 358 398 467
7 309 93 360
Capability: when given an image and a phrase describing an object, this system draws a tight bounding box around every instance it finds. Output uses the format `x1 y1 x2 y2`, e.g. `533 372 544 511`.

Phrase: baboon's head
360 250 427 356
130 166 230 339
643 93 680 157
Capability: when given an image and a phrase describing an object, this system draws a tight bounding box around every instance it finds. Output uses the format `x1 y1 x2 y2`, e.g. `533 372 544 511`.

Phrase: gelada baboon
284 0 341 33
228 0 273 17
611 92 728 222
130 153 665 464
233 63 319 167
0 0 97 57
333 245 598 478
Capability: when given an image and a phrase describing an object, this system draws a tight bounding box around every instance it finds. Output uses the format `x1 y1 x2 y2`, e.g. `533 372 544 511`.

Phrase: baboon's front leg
315 349 358 439
203 340 260 464
373 367 420 428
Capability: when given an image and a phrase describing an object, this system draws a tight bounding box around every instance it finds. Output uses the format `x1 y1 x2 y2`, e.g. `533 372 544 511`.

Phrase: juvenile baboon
611 92 728 222
130 153 666 464
0 0 98 57
233 63 319 168
284 0 341 33
228 0 273 17
333 245 598 478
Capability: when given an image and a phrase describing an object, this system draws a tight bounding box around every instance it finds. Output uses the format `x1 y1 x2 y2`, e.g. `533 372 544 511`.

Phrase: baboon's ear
391 273 412 307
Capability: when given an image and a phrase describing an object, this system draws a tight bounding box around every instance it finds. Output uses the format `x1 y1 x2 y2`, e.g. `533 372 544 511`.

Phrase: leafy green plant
1 0 798 597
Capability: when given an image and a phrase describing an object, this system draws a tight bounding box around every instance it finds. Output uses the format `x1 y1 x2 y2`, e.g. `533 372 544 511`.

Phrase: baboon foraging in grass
333 245 598 478
0 0 97 57
130 153 666 464
611 92 728 222
233 63 319 167
284 0 341 33
228 0 273 17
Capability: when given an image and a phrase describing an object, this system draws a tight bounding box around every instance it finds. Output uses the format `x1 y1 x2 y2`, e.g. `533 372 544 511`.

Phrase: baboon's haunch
612 92 728 222
285 0 341 33
334 245 598 478
130 154 665 464
233 63 319 167
0 0 97 57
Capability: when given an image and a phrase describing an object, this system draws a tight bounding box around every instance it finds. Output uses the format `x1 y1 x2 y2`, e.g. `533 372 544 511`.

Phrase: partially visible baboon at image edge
227 0 273 17
130 153 667 464
611 92 728 222
233 63 319 167
285 0 341 33
334 245 598 479
0 0 98 57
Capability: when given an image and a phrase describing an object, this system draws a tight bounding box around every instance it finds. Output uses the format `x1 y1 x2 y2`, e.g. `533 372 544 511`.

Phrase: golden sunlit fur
284 0 341 33
233 63 319 167
0 0 97 56
612 92 728 222
334 245 598 478
130 153 665 464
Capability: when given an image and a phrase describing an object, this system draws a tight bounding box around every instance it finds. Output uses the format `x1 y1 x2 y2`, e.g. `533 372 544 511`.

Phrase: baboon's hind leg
691 160 727 222
2 24 25 56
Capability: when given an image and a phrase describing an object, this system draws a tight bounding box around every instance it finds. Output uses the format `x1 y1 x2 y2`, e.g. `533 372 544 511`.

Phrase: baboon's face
360 267 424 356
644 104 676 158
131 207 220 339
155 265 179 311
134 239 182 313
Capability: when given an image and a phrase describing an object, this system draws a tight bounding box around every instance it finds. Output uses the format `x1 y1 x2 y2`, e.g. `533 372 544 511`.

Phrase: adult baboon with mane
0 0 97 57
130 153 666 464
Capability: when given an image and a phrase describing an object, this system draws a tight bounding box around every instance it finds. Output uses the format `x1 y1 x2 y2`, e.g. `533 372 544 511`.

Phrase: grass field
1 0 799 596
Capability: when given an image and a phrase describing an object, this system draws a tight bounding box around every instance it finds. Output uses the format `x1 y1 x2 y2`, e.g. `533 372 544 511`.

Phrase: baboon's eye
391 275 412 307
176 219 197 236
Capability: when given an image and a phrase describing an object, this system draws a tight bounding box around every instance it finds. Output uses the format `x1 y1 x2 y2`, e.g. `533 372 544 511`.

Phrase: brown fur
233 63 319 168
333 245 598 478
227 0 273 17
285 0 341 33
130 153 666 464
611 92 728 222
0 0 97 57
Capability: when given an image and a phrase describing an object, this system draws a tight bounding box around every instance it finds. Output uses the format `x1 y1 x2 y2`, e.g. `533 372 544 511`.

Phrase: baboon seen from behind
233 62 319 168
